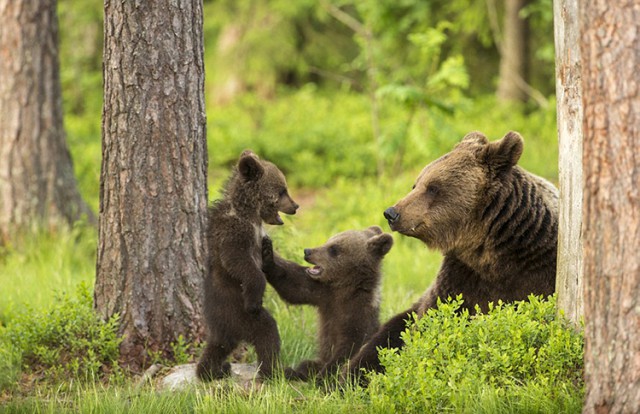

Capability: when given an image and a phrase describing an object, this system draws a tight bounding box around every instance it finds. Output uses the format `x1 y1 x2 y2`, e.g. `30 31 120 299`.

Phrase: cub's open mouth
306 266 323 278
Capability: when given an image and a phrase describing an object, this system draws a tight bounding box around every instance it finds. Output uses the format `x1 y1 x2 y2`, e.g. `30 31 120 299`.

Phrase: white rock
159 362 260 391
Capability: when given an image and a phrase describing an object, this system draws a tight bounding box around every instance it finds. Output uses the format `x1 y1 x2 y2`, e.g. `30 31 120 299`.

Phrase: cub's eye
279 188 287 197
426 184 439 196
328 245 340 257
412 184 416 190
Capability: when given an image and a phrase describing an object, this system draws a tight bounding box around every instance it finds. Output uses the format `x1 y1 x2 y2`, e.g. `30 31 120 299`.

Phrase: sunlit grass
1 378 373 414
0 223 96 324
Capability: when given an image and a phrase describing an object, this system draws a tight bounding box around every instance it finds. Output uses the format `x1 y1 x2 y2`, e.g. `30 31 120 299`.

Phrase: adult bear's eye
426 184 439 196
328 245 340 257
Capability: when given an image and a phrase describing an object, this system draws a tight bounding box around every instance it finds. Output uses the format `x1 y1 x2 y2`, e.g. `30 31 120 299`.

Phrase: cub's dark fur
196 150 298 381
346 131 559 382
262 226 393 381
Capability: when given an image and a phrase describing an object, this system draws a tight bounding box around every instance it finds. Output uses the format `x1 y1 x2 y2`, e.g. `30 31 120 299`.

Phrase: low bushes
367 295 584 413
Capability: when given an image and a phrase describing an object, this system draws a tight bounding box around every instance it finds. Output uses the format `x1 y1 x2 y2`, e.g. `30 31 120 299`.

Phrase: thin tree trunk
553 0 583 325
580 0 640 412
496 0 529 102
0 0 94 242
96 0 208 371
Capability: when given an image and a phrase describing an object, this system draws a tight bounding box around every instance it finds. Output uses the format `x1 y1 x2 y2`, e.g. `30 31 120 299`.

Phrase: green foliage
208 88 557 188
0 284 122 387
367 295 584 413
208 87 377 187
148 335 199 366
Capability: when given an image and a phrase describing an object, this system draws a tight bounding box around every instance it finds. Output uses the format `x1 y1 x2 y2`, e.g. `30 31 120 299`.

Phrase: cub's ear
367 233 394 257
238 150 264 181
367 225 383 235
480 131 523 171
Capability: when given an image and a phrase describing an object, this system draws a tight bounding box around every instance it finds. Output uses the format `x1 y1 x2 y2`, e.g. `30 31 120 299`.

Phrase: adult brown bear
345 131 558 382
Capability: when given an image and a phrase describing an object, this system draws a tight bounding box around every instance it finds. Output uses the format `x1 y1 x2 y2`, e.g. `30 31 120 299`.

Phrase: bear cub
197 150 298 381
262 226 393 381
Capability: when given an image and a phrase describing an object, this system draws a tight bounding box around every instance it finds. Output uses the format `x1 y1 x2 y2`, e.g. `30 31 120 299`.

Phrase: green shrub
367 295 584 413
0 283 122 387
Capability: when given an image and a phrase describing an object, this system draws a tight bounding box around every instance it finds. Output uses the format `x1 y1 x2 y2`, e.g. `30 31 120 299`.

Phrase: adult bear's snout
383 207 400 224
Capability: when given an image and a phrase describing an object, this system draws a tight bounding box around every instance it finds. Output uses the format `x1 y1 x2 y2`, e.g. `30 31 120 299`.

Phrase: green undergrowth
0 284 122 391
367 295 584 413
1 290 584 413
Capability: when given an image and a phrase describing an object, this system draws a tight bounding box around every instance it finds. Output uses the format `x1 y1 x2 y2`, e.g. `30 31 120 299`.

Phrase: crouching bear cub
262 226 393 381
345 131 559 382
197 150 299 381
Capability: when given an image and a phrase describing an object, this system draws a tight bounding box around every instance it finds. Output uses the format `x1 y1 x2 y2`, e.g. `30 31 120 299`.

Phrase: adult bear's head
383 131 524 252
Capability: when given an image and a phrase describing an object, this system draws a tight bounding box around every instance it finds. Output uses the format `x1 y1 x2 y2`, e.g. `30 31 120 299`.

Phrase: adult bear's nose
384 207 400 224
304 248 311 259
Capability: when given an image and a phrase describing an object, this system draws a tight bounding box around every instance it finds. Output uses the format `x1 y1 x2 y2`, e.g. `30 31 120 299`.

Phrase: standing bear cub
197 150 299 381
262 226 393 381
345 131 559 381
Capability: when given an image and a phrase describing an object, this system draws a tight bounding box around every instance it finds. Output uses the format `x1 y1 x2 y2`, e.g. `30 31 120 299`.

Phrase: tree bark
580 0 640 412
496 0 529 102
96 0 208 371
0 0 94 242
553 0 583 325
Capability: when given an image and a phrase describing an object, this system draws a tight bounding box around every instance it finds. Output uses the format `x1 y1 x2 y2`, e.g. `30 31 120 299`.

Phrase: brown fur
346 131 559 382
261 226 393 381
196 150 298 381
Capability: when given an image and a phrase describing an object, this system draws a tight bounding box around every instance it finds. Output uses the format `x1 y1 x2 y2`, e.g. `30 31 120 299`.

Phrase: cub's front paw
261 236 275 272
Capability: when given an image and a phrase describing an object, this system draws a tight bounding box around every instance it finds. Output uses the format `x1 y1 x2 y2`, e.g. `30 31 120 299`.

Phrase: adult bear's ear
461 131 489 146
367 233 394 257
480 131 523 171
238 150 264 181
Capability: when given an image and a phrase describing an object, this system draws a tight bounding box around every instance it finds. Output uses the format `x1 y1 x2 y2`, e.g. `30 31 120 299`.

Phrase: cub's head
383 131 524 251
237 150 298 225
303 226 393 284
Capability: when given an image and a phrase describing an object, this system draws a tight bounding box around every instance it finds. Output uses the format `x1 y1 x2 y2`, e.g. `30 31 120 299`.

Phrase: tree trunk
496 0 529 102
96 0 208 371
0 0 94 242
580 0 640 412
553 0 583 325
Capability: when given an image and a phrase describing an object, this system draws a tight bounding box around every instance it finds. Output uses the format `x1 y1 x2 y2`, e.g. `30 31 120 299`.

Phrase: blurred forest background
61 0 557 199
1 0 572 410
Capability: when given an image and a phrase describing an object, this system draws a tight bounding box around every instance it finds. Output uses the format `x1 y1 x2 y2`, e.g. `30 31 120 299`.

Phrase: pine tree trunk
553 0 583 325
496 0 529 102
0 0 94 242
580 0 640 412
96 0 208 371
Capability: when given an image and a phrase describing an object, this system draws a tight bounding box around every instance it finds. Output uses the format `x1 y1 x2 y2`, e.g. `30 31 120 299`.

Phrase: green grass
1 381 373 413
0 223 96 324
